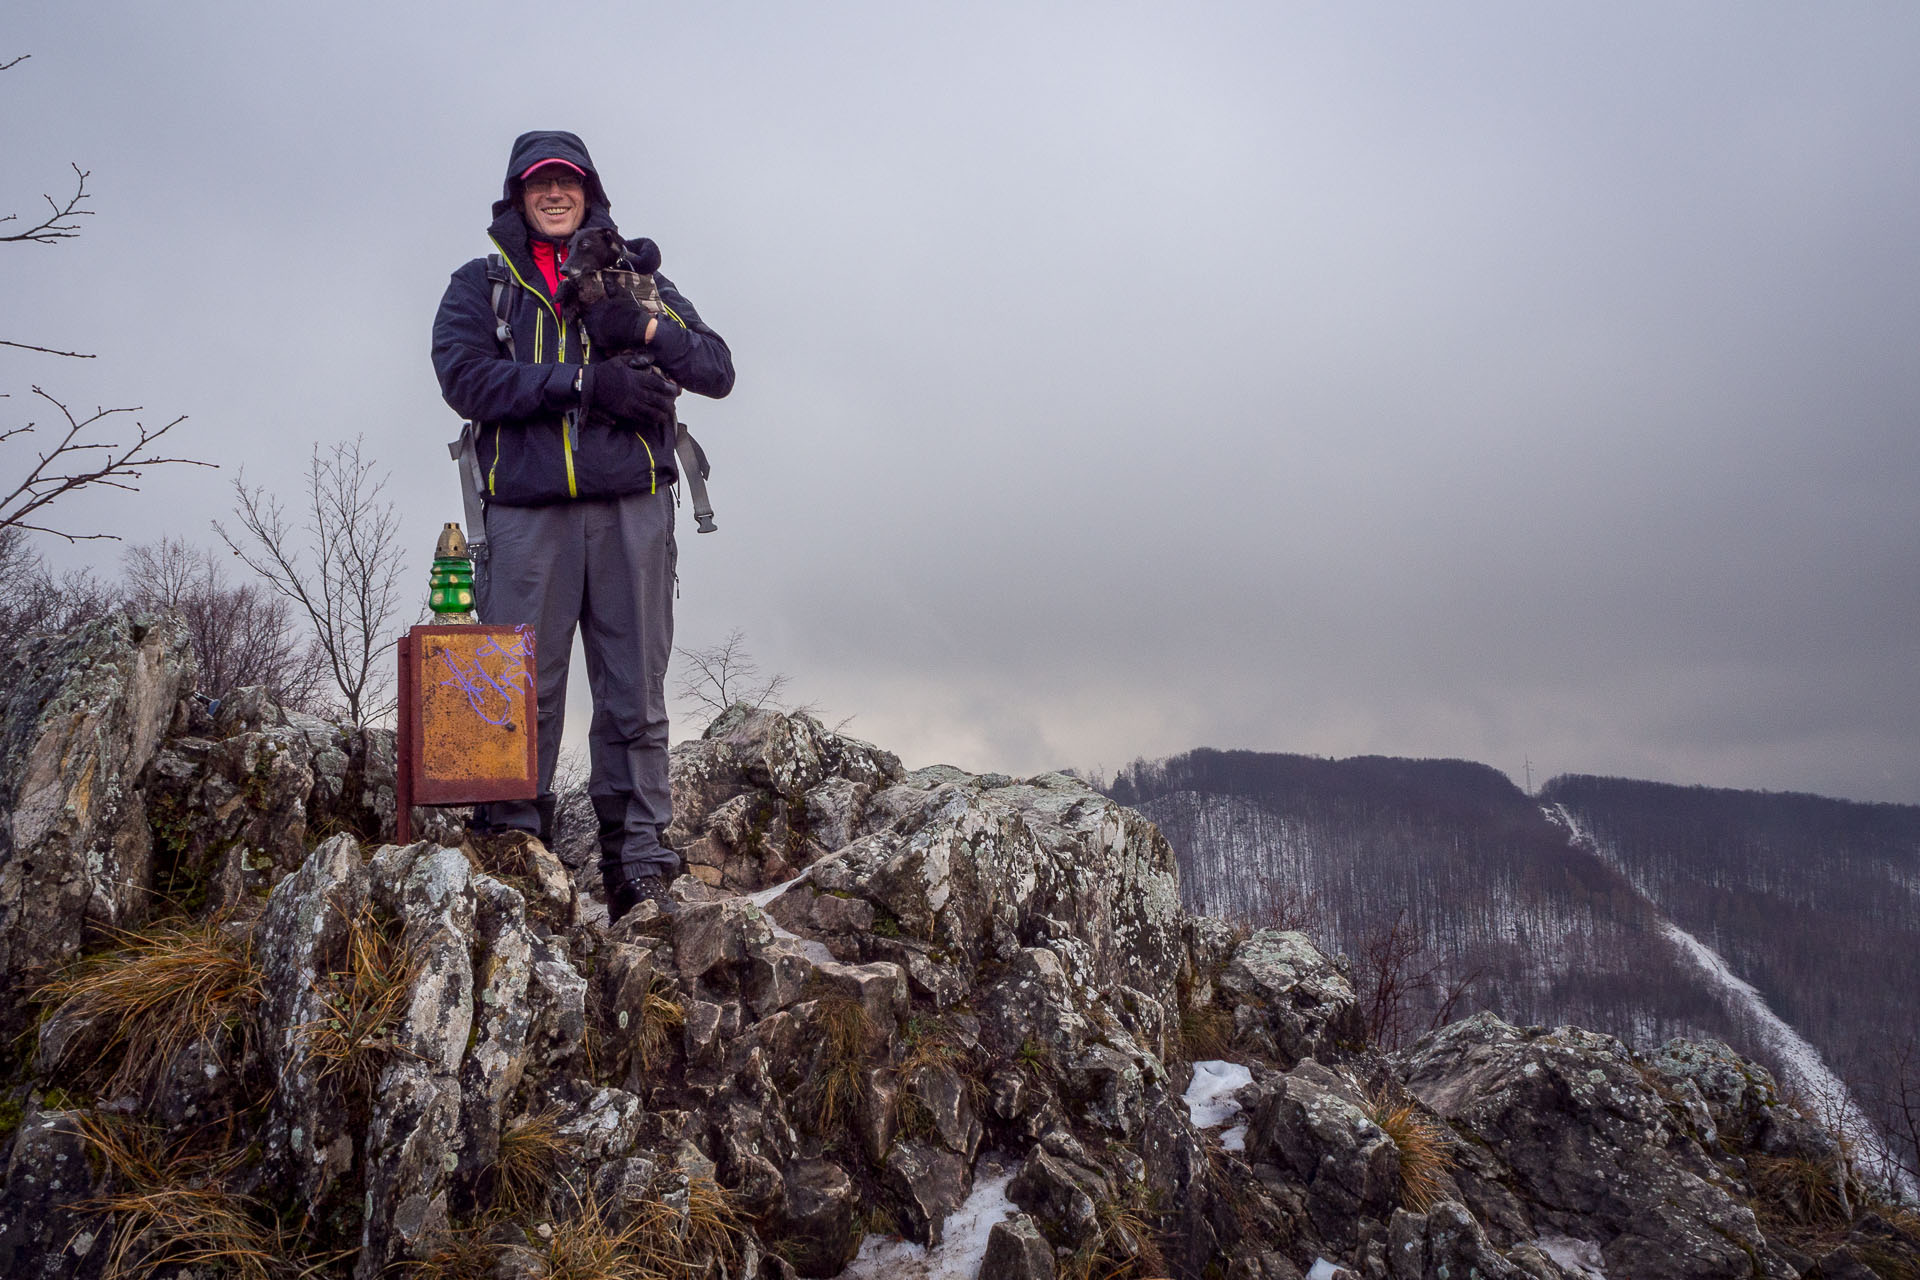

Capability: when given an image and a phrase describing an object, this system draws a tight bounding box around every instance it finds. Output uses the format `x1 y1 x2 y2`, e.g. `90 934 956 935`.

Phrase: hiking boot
606 872 676 924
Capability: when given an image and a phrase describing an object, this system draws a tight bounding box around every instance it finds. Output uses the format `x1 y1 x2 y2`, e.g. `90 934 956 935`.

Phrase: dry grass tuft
894 1014 986 1135
542 1175 744 1280
673 1173 747 1271
1060 1198 1167 1280
463 830 532 880
542 1194 658 1280
72 1112 324 1280
633 973 685 1076
1014 1035 1056 1081
405 1229 509 1280
801 994 870 1135
490 1108 570 1217
36 916 262 1104
1751 1154 1852 1230
301 903 418 1095
1179 1005 1234 1062
1365 1088 1454 1212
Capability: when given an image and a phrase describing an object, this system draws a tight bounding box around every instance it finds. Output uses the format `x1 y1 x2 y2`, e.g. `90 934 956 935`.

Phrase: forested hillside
1543 774 1920 1178
1105 749 1920 1187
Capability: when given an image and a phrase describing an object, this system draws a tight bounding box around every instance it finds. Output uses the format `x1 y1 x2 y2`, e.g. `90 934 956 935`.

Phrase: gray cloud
6 2 1917 802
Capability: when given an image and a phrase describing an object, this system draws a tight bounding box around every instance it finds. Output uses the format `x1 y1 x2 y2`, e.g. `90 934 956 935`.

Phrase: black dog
557 227 663 320
561 228 673 427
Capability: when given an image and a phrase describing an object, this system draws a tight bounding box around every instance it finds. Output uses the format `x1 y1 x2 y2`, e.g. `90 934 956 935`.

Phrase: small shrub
36 916 263 1104
1364 1088 1453 1212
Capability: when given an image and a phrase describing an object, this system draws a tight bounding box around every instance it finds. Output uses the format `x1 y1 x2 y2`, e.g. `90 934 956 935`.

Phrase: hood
492 130 612 218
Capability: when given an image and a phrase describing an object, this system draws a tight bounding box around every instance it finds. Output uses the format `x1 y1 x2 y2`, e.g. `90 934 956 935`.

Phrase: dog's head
562 227 631 279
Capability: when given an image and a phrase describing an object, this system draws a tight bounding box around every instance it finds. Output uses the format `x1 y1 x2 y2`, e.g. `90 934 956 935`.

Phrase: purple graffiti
435 632 534 726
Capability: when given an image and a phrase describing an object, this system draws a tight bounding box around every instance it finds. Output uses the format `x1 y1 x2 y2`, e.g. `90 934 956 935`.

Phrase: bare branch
0 338 95 359
0 388 210 542
0 163 92 245
216 437 410 725
0 55 26 73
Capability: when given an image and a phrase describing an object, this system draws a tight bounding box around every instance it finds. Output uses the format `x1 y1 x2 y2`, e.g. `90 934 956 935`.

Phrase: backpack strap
448 426 491 555
485 254 516 359
675 422 717 533
448 254 517 556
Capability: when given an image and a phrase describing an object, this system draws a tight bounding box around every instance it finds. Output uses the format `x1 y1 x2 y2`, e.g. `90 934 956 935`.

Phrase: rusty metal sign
395 624 539 839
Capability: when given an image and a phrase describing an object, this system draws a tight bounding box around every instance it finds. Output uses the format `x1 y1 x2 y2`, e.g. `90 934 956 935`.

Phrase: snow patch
1185 1059 1254 1131
1305 1258 1348 1280
748 868 811 909
832 1155 1018 1280
746 868 837 965
1533 1233 1606 1278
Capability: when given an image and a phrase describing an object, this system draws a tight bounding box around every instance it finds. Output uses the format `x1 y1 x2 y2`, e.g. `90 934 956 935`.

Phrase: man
432 130 734 919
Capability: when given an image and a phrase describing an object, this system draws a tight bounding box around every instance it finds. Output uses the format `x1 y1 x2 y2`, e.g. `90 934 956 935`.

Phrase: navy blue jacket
432 131 733 506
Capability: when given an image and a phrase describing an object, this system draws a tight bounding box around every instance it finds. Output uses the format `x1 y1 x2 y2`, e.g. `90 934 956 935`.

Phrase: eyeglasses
523 171 584 193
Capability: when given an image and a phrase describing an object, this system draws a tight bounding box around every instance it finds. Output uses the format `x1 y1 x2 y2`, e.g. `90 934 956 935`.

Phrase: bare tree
3 54 205 539
1355 909 1484 1050
1851 1034 1920 1197
122 536 330 712
673 627 791 720
0 524 116 656
1242 873 1327 938
215 438 410 726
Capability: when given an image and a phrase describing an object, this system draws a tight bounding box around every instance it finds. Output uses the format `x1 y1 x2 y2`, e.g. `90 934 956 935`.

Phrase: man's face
521 165 586 238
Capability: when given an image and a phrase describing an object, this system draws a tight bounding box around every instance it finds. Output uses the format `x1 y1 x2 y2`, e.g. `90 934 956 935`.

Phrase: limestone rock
0 1107 102 1279
0 612 191 1039
982 1212 1056 1280
139 685 402 917
1219 929 1361 1066
1401 1013 1796 1280
1242 1059 1398 1254
776 1158 859 1274
256 831 371 1209
884 1138 970 1245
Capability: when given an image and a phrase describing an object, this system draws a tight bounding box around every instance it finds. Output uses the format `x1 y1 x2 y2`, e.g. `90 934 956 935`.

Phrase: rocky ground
1 612 1916 1279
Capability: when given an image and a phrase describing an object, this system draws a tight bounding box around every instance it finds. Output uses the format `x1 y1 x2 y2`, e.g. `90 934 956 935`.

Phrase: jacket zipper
489 236 579 498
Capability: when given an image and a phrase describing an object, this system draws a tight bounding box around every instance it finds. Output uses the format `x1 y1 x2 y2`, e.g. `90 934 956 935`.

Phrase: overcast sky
6 3 1918 804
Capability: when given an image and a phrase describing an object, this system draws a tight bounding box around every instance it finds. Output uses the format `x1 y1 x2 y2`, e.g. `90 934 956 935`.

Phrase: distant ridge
1102 747 1920 1186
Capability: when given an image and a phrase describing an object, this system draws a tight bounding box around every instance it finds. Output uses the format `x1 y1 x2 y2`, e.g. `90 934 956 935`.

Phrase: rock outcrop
0 616 1915 1279
0 613 193 1042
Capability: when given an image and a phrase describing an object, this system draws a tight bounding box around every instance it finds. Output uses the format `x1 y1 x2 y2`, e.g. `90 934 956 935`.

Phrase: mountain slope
1105 748 1920 1187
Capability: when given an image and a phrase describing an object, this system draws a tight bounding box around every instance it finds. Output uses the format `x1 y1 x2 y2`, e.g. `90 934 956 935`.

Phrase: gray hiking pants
478 490 677 880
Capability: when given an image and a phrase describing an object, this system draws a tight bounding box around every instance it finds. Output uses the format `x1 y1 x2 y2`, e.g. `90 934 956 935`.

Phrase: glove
581 358 678 428
582 295 652 350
